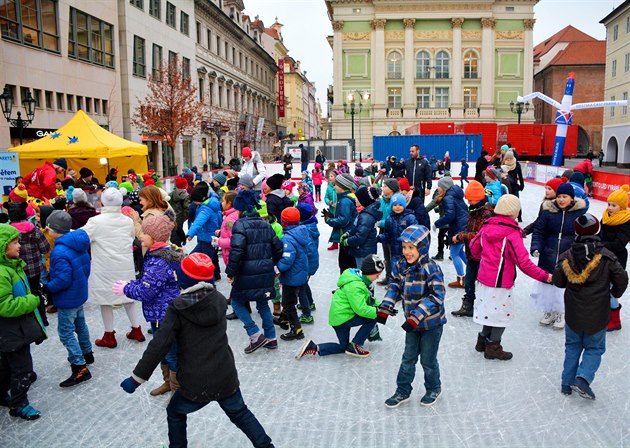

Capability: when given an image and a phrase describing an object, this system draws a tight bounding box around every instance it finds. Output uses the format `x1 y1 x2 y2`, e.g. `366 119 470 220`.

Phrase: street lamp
509 100 530 125
343 91 370 161
0 86 36 145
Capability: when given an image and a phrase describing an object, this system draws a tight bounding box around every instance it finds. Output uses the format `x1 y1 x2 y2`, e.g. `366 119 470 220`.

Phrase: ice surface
1 183 629 448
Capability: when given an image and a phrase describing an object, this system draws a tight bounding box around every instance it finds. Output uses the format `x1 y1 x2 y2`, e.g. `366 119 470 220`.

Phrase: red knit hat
281 207 301 227
144 178 155 186
175 177 188 189
242 147 252 157
180 253 215 280
546 176 568 193
397 177 410 191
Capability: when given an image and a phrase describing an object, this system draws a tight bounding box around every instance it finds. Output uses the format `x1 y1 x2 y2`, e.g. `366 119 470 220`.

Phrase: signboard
0 152 19 196
278 58 285 118
256 117 265 142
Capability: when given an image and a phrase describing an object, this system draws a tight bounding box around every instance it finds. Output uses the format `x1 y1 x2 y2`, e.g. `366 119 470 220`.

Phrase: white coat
239 151 266 190
82 206 136 306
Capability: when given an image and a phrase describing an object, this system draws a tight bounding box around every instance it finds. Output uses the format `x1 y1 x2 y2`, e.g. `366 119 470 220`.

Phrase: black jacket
474 156 489 183
390 161 405 178
133 284 239 403
265 190 293 223
553 240 628 334
601 221 630 268
403 158 432 191
407 191 431 229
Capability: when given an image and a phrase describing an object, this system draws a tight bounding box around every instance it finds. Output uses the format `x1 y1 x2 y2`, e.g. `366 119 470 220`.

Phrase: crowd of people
0 143 627 446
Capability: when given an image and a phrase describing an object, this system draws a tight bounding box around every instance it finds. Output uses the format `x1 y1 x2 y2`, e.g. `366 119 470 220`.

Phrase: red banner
591 171 630 202
278 58 285 118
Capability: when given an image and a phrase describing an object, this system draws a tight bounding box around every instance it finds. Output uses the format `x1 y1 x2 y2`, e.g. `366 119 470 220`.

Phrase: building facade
326 0 538 155
600 0 630 167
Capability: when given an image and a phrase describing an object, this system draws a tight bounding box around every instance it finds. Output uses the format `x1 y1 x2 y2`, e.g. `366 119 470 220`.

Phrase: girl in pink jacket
216 191 238 265
470 194 552 361
312 163 324 202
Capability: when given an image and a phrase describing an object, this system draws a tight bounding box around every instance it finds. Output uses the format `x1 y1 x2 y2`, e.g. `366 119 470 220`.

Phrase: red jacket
22 161 58 201
573 159 593 177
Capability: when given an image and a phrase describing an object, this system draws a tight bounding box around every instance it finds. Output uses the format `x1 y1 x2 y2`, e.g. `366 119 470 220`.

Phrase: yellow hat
607 184 629 210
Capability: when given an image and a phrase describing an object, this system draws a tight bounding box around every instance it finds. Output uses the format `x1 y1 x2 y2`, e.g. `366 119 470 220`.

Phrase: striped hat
335 173 355 191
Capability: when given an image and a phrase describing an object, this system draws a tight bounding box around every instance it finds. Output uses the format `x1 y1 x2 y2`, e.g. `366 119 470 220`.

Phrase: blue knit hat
556 182 575 198
391 193 407 208
233 189 260 212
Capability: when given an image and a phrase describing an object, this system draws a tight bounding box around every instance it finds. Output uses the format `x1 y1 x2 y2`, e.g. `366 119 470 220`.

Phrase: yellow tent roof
13 110 148 159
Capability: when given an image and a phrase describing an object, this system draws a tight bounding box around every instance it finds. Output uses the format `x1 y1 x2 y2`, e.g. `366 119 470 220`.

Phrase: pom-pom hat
607 184 629 210
546 177 568 193
494 194 521 217
141 214 174 242
574 213 601 236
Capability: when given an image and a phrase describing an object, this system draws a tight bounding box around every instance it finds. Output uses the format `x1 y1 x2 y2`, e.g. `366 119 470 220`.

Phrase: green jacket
329 268 380 327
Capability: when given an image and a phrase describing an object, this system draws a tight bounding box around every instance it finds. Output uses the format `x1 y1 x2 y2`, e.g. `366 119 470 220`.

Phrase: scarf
503 157 517 171
602 209 630 226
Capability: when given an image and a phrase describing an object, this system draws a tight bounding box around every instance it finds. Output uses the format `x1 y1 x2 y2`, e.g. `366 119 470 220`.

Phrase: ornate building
325 0 538 155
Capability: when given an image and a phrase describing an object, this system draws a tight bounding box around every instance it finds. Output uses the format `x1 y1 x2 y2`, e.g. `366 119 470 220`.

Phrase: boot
150 364 171 396
126 326 146 342
552 312 565 330
280 322 304 341
273 311 289 330
169 370 179 392
447 276 465 288
432 252 444 261
327 242 338 250
451 300 473 317
474 334 486 352
59 364 92 388
608 305 622 332
273 303 282 317
95 331 117 348
484 340 513 360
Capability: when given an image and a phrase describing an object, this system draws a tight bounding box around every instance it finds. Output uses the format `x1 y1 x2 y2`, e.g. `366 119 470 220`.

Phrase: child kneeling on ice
296 255 385 359
379 225 446 408
553 214 628 400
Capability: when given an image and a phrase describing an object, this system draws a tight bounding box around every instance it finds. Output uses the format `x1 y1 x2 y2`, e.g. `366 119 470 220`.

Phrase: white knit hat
101 187 123 207
494 194 521 217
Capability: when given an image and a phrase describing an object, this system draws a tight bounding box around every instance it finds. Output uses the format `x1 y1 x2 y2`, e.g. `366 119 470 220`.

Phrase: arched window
387 51 402 79
435 50 449 79
464 50 478 79
415 50 430 79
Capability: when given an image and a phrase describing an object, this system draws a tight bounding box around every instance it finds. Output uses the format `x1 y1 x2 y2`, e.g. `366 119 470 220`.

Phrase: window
216 36 220 55
209 82 214 106
463 50 478 79
68 8 115 68
180 12 189 35
168 50 177 65
416 87 429 108
415 51 430 79
435 87 449 108
436 51 449 79
464 87 478 108
613 24 618 41
149 0 160 19
227 88 231 109
612 59 617 77
196 21 200 43
76 95 83 110
224 41 228 59
102 100 108 115
66 94 74 111
45 90 53 109
0 0 60 51
56 92 64 110
625 53 629 72
182 57 190 80
32 88 42 107
611 96 615 118
232 47 235 65
387 87 402 109
133 35 146 77
218 86 223 107
387 51 402 79
627 16 630 33
166 2 176 28
152 43 163 79
85 97 91 113
94 99 100 114
130 0 143 9
206 29 211 49
623 92 628 115
199 78 204 101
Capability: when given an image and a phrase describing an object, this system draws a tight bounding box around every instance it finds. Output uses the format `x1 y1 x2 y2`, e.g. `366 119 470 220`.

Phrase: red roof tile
547 41 606 66
533 25 598 59
265 27 279 39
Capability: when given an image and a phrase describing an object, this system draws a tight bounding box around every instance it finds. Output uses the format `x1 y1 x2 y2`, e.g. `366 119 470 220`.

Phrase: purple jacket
470 215 549 289
123 247 185 323
298 194 316 217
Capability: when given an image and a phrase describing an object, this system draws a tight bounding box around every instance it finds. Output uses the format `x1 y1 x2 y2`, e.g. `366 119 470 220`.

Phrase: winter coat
266 189 293 223
573 159 593 176
225 214 283 302
315 153 326 167
312 170 324 186
239 152 266 190
132 283 239 403
569 182 590 210
378 209 418 258
329 268 379 327
324 183 337 210
298 193 316 217
429 156 438 171
390 161 405 178
406 192 431 229
506 163 524 194
302 216 320 276
403 157 432 191
169 188 191 227
186 193 222 243
82 206 136 306
346 202 383 258
277 225 312 287
484 180 505 205
524 202 544 236
379 195 392 228
47 229 91 309
471 215 550 289
328 192 357 244
74 176 100 193
601 220 630 268
217 208 239 265
124 246 185 323
530 199 587 273
460 162 469 178
282 154 293 173
475 156 489 183
553 239 628 334
0 225 47 352
10 221 49 278
435 185 468 237
22 161 58 201
453 197 494 259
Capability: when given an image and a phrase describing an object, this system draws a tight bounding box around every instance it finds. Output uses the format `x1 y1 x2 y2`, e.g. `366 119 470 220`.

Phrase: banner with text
0 152 19 196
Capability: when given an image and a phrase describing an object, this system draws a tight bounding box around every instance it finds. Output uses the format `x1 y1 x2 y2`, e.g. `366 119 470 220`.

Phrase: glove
401 314 421 332
120 376 141 394
532 250 540 258
520 184 525 192
112 280 128 296
321 208 331 222
376 305 398 324
340 233 349 246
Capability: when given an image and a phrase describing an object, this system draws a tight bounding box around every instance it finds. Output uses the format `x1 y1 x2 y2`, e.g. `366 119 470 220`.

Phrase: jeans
319 316 376 356
150 322 178 372
167 388 273 448
354 256 365 272
450 243 467 276
610 296 619 309
301 161 308 173
395 326 443 397
191 241 221 279
561 324 606 386
298 282 314 318
0 344 33 409
481 325 505 342
232 299 276 340
463 259 480 304
57 306 92 366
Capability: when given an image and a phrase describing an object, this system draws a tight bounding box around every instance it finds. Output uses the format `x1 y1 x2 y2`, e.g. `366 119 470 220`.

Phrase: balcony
387 108 403 118
416 108 450 119
464 108 480 118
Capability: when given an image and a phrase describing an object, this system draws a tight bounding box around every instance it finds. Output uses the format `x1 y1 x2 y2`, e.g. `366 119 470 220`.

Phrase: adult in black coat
474 150 489 183
265 173 293 222
390 157 405 178
300 144 309 172
403 144 432 200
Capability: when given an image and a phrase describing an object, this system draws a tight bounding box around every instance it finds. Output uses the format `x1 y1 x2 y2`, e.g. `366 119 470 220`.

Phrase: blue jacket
407 193 431 229
379 195 392 228
378 209 419 257
460 162 469 178
569 182 590 210
278 225 312 287
187 192 222 243
328 191 357 243
484 180 505 205
302 216 320 276
346 202 383 258
435 185 469 237
47 229 91 309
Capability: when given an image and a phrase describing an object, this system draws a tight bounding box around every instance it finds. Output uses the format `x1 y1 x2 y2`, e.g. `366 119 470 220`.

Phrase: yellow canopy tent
13 110 148 180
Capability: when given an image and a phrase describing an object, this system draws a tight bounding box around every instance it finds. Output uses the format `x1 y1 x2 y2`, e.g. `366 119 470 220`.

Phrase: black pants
0 345 34 409
481 326 506 342
171 225 186 247
382 243 392 280
437 228 449 255
282 285 302 326
338 244 356 274
463 259 480 304
314 185 321 197
284 170 291 179
27 275 47 326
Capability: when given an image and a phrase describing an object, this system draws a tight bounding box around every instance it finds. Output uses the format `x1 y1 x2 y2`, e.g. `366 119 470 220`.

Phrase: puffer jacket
569 182 590 210
266 189 293 222
226 214 283 302
453 197 495 258
346 202 383 258
327 192 357 244
123 246 185 323
217 207 239 265
302 216 320 276
47 229 91 309
169 188 191 227
406 190 430 229
378 209 418 258
186 192 222 243
531 198 587 273
11 221 50 278
329 268 379 327
601 219 630 268
69 203 98 229
484 180 504 205
277 224 312 287
298 193 316 217
435 185 468 237
378 195 392 228
471 215 550 289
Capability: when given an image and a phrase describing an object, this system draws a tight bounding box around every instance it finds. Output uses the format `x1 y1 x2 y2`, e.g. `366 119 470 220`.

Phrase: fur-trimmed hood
541 197 586 213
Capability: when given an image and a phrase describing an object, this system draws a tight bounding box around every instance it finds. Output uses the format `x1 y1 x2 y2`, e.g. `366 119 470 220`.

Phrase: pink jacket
217 208 239 264
470 215 549 289
312 170 324 186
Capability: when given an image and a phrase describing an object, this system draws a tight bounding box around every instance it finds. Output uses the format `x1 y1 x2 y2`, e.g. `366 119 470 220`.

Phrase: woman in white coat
82 188 144 348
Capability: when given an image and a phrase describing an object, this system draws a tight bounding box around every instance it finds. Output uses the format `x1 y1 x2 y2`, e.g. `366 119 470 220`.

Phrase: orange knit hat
464 180 486 201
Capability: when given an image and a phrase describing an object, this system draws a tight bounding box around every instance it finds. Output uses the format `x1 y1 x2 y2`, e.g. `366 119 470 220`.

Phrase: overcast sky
247 0 622 113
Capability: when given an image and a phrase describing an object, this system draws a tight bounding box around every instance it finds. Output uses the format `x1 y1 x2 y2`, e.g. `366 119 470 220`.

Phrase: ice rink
1 181 629 448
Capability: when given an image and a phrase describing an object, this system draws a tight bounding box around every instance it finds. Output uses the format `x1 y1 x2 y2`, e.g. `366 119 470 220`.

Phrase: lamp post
0 86 36 145
343 91 370 161
509 100 530 125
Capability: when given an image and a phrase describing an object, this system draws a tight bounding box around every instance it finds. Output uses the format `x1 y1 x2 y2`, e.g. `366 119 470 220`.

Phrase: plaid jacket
11 222 50 278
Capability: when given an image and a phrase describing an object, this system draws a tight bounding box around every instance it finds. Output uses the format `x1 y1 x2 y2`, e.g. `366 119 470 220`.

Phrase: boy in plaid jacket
378 225 446 408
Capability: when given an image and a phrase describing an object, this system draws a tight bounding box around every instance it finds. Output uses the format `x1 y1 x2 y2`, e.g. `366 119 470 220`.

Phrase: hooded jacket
346 202 383 258
327 191 357 243
10 221 50 278
217 207 239 265
22 160 58 201
47 229 91 309
239 151 266 190
434 185 469 236
329 268 379 327
169 188 191 226
378 209 418 257
406 190 431 229
278 224 312 286
132 283 239 403
302 216 320 276
186 192 222 243
266 189 293 222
